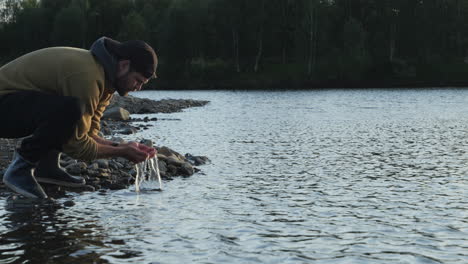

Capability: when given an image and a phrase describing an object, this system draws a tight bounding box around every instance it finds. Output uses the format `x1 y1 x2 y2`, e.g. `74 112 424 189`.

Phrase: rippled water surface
1 89 468 263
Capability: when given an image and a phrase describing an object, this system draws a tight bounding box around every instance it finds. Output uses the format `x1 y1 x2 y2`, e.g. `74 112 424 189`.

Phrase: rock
156 153 168 161
109 161 123 170
120 128 137 135
103 107 130 121
166 156 185 166
140 139 153 147
185 153 210 166
157 160 167 173
128 169 137 177
87 169 100 177
66 162 87 175
178 162 194 176
143 117 149 122
102 127 113 135
99 172 111 178
96 159 109 169
167 164 178 175
119 171 133 179
109 183 126 190
63 200 75 207
157 146 185 161
110 137 126 144
88 163 99 170
115 157 127 164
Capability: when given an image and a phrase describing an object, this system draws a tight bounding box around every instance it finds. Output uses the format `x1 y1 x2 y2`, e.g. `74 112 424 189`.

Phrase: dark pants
0 91 82 162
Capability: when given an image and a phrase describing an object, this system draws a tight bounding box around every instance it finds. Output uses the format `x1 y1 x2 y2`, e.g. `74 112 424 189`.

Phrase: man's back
0 47 105 97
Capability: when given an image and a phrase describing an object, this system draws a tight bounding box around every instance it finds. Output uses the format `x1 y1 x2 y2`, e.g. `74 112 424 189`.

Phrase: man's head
105 38 158 96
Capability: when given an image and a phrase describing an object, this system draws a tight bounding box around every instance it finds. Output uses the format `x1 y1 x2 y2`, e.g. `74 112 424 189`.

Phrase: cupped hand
136 143 157 158
122 142 148 163
124 142 157 161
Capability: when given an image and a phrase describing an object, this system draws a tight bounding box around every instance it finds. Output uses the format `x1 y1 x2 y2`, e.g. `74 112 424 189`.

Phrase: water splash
134 156 162 192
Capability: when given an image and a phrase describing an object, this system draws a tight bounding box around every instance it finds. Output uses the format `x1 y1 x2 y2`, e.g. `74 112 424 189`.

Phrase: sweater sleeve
88 93 112 136
60 72 103 161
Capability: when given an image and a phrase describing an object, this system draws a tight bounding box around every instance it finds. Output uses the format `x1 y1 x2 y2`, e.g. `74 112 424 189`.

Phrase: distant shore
149 80 468 90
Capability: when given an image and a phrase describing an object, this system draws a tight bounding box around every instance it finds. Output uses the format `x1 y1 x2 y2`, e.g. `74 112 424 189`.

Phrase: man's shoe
35 151 86 187
3 153 48 199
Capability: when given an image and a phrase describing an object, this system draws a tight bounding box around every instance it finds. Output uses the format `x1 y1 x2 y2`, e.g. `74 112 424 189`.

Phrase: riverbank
0 95 210 198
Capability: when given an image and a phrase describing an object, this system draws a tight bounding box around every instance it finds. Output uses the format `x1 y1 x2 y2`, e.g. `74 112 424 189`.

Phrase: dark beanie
105 37 157 79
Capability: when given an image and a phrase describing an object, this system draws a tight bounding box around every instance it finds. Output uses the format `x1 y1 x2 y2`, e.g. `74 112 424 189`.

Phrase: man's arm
92 135 156 163
91 134 119 146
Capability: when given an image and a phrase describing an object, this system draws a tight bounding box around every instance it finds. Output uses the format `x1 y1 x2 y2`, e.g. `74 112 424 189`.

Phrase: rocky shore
0 95 210 198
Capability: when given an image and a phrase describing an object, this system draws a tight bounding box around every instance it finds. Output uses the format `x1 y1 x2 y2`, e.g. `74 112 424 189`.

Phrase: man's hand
123 142 157 163
135 142 157 158
94 137 157 163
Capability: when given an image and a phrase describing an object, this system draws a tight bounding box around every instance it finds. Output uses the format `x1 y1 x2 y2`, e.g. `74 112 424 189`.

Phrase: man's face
115 70 149 96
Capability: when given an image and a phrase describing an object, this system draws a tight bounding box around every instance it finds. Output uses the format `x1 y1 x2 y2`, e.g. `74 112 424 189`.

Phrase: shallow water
1 89 467 263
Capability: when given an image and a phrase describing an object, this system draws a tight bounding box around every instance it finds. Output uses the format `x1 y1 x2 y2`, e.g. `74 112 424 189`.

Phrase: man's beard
115 73 130 96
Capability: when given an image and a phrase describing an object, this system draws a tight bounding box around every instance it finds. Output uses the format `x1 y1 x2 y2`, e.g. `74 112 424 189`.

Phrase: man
0 36 157 199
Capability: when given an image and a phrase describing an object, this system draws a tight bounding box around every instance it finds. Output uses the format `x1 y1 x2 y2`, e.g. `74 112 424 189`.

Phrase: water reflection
0 196 108 263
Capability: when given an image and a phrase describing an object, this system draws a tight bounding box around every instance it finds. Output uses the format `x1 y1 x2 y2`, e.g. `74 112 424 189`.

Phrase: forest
1 0 468 89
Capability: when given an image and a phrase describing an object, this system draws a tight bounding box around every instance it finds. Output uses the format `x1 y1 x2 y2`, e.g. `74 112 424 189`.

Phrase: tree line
1 0 468 88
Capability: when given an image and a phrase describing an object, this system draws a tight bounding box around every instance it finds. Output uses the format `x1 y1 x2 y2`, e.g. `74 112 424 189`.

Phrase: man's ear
116 60 131 77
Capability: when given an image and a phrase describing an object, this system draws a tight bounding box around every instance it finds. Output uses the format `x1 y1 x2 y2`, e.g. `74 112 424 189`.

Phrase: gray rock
109 161 123 170
88 163 99 170
166 156 184 166
167 164 178 174
115 157 127 164
102 127 113 135
178 162 194 176
66 162 87 175
103 107 130 121
157 146 185 161
156 153 168 161
120 128 137 135
96 159 109 169
110 137 126 143
99 172 111 178
140 139 153 147
88 169 100 177
185 153 210 166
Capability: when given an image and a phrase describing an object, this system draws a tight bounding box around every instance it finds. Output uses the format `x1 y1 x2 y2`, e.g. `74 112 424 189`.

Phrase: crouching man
0 37 158 198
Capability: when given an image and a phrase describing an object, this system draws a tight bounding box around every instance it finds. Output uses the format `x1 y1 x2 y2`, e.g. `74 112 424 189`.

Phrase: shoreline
0 95 210 198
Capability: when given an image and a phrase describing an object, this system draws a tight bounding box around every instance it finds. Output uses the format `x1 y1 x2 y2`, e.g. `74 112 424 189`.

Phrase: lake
0 89 467 263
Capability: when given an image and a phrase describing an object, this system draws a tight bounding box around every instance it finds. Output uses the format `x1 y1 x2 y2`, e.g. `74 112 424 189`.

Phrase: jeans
0 91 82 162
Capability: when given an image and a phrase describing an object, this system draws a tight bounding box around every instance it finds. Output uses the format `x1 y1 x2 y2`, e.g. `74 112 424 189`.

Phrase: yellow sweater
0 47 114 160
